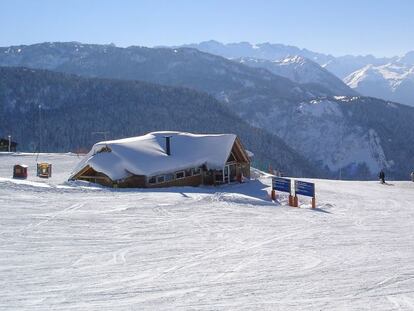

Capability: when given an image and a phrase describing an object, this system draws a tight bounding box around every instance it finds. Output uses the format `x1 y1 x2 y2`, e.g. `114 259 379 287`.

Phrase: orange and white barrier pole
293 195 299 207
288 195 293 206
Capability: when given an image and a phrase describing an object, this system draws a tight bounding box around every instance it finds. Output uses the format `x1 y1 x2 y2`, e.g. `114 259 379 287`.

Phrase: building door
224 165 230 183
229 163 237 182
224 164 237 183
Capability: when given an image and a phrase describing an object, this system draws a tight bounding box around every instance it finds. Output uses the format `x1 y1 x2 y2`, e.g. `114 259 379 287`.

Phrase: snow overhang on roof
70 131 237 181
245 149 254 158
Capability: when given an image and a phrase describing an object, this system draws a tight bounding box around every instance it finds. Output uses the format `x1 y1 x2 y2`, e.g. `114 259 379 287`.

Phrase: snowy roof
70 131 237 181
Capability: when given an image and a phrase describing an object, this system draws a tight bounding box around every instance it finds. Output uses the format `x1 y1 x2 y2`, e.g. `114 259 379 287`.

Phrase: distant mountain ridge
175 40 407 77
0 42 333 100
176 40 414 108
237 56 357 96
177 40 332 65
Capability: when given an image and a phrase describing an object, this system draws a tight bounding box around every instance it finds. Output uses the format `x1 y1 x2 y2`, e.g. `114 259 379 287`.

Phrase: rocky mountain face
1 42 414 179
0 66 320 177
237 56 357 96
236 95 414 179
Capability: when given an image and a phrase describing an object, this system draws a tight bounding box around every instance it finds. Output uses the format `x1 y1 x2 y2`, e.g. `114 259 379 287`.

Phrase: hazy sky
1 0 413 57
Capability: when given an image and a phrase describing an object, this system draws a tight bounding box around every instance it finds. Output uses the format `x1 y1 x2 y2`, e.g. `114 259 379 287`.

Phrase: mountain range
237 56 357 96
1 42 414 179
177 40 414 107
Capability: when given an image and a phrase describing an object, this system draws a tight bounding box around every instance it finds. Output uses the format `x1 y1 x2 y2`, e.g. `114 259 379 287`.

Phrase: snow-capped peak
277 55 307 65
236 55 357 96
398 51 414 65
344 62 414 107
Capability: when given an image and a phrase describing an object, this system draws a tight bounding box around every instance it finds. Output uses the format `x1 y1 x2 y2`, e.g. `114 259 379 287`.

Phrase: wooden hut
69 131 251 188
37 163 52 178
13 164 28 179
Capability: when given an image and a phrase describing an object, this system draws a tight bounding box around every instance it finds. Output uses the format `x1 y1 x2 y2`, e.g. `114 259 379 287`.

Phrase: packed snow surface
70 132 237 180
1 153 414 310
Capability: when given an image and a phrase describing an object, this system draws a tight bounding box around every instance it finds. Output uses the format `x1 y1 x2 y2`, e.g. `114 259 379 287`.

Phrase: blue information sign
295 180 315 197
272 177 291 193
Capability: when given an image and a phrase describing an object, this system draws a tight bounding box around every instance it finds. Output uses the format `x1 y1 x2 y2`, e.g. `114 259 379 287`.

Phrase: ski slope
1 153 414 310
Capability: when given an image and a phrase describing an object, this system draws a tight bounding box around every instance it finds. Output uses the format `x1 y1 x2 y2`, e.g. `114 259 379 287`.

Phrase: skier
411 171 414 182
379 170 385 184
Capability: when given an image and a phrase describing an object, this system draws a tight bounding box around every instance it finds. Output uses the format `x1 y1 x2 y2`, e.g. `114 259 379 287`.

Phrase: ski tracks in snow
19 202 85 235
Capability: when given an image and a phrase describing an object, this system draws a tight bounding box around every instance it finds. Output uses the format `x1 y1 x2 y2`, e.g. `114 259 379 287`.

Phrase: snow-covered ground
1 153 414 310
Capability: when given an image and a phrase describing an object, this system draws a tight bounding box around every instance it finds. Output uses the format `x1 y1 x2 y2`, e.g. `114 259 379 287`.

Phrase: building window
150 168 202 185
192 168 200 175
165 174 174 182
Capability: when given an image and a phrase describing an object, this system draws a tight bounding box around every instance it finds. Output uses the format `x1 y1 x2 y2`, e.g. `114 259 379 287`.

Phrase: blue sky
1 0 413 57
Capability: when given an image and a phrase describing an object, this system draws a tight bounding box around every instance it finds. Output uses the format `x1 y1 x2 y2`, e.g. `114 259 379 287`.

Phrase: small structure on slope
13 164 28 179
69 131 251 188
37 163 52 178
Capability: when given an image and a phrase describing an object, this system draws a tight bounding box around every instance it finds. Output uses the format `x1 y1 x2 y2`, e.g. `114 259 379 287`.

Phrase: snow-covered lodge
69 131 251 188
